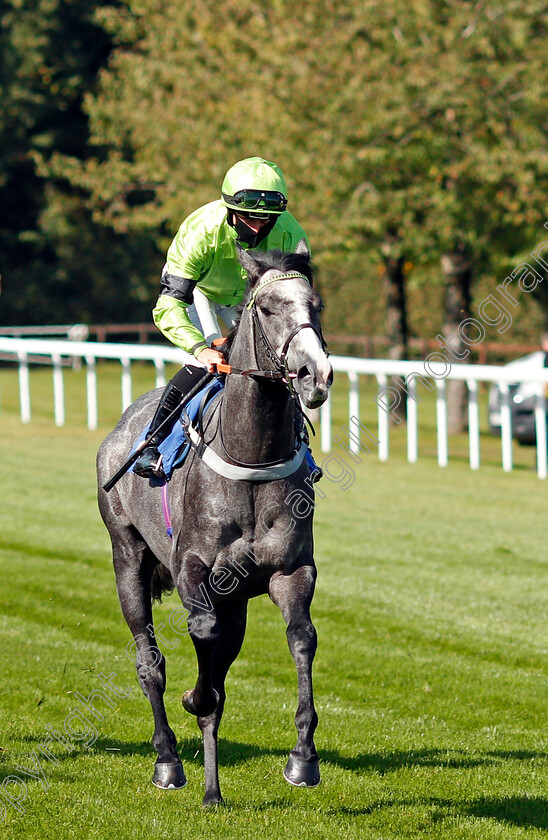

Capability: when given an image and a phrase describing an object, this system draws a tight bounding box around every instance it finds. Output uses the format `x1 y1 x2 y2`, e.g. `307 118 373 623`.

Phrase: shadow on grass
93 736 290 766
3 739 548 830
324 796 548 828
320 746 548 776
463 796 548 830
10 735 548 773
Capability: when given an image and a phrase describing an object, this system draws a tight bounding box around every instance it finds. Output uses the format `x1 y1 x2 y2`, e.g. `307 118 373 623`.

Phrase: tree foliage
1 0 547 336
0 0 158 324
60 1 547 254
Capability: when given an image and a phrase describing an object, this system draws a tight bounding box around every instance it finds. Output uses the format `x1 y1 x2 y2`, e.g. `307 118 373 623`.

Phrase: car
488 351 548 445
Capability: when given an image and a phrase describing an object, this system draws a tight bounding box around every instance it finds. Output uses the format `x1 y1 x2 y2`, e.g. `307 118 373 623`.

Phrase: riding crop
103 370 214 492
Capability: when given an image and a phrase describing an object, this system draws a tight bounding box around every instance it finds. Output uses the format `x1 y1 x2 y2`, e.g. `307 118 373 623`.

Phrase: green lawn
0 364 546 839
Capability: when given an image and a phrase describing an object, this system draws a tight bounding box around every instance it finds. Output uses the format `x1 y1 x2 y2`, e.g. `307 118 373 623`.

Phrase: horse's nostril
297 365 312 382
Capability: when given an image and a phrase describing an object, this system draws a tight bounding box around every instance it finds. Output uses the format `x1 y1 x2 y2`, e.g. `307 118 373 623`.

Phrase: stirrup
134 447 166 480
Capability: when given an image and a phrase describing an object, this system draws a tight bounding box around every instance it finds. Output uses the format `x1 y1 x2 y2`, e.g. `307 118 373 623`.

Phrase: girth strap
185 423 308 481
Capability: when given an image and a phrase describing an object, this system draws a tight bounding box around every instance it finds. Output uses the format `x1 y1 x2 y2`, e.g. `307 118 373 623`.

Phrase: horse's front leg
269 564 320 787
197 600 248 806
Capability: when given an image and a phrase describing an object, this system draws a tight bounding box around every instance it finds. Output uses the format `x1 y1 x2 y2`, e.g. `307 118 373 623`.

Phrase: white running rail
0 337 547 478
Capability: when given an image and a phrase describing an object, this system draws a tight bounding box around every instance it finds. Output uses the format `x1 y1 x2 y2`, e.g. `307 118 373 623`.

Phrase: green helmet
221 157 288 215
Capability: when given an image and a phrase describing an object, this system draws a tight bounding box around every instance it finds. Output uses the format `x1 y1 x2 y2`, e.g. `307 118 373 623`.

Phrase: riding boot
134 381 184 479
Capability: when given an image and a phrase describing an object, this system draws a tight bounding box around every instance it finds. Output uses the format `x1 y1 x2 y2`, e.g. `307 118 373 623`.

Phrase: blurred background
1 0 546 336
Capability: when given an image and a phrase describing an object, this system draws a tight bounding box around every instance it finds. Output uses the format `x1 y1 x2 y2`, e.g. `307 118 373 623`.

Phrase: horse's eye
259 305 272 316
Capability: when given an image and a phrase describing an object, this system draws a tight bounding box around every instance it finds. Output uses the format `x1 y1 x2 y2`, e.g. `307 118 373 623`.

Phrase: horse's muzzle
296 361 333 409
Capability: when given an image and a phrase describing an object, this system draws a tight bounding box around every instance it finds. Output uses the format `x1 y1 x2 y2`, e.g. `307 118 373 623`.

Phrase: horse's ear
295 238 310 258
236 243 260 282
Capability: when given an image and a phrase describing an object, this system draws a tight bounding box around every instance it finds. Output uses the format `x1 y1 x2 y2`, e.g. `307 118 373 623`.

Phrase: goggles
223 189 287 212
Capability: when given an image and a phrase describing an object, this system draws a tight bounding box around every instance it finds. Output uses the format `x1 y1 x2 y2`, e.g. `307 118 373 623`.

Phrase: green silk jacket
153 200 310 355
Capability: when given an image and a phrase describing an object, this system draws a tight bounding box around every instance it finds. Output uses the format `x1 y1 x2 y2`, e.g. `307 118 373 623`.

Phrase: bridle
243 271 328 394
214 271 328 392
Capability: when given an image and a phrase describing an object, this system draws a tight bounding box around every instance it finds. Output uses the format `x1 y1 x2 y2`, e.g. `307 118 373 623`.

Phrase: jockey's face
233 211 273 235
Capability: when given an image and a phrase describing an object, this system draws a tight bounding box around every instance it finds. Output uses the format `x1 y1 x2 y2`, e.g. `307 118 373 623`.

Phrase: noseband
246 271 328 393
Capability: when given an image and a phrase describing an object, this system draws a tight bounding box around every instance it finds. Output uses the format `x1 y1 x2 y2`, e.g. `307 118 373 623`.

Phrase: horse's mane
224 249 315 355
242 249 314 285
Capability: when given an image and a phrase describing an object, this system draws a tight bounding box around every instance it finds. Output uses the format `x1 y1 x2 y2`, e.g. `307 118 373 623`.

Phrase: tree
36 0 548 362
0 0 160 324
342 0 548 428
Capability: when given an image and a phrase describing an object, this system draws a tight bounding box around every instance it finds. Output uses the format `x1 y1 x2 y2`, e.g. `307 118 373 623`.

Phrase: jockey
134 156 318 481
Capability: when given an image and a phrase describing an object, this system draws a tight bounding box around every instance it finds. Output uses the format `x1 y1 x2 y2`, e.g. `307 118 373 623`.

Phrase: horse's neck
220 323 295 463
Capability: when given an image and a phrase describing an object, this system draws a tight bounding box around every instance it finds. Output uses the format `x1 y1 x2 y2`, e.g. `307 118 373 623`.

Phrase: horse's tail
150 562 175 603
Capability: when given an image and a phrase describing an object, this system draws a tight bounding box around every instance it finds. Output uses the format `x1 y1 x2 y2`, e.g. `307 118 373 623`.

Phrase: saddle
131 378 224 485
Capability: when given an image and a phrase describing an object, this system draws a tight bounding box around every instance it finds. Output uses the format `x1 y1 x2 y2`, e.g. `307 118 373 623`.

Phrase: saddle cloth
131 378 224 485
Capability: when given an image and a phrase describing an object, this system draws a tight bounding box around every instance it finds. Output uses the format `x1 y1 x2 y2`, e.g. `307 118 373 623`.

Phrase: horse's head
237 242 333 409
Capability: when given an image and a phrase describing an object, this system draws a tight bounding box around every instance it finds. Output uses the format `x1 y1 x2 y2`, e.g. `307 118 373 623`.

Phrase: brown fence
323 334 540 365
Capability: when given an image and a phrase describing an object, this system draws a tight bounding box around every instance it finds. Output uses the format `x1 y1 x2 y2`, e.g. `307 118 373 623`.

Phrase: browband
246 272 308 310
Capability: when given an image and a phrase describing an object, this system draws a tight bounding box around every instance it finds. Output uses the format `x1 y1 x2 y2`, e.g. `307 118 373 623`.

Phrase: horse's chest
174 472 311 591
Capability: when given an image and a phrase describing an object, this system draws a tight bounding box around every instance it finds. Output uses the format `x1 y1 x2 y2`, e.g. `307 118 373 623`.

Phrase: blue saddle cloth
131 378 224 484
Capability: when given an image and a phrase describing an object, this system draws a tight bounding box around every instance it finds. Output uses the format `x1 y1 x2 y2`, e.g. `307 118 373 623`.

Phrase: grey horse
96 243 333 805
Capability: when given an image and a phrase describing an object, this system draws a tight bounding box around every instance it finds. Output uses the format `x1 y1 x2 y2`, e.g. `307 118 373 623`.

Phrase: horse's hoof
182 688 219 717
152 761 187 789
283 754 321 788
202 792 224 807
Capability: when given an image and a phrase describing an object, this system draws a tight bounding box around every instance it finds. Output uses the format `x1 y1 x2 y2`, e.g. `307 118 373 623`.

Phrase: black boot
134 381 184 479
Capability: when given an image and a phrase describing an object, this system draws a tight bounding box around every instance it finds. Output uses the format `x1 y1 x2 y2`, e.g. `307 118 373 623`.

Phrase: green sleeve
152 295 208 356
165 203 217 280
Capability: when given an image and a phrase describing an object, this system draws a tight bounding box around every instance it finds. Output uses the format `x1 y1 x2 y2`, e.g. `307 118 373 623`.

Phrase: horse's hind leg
113 528 186 790
269 564 320 788
197 600 248 807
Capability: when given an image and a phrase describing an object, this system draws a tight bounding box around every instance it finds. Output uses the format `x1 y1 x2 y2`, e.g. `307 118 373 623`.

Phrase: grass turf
0 363 546 839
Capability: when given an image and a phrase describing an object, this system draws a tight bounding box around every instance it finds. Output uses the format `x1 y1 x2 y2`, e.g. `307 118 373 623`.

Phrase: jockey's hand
196 347 226 373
